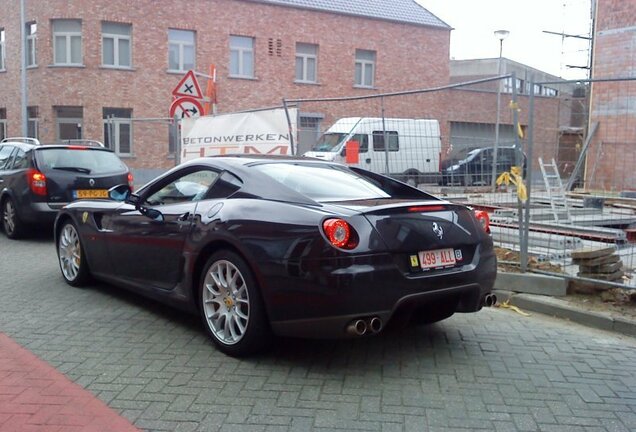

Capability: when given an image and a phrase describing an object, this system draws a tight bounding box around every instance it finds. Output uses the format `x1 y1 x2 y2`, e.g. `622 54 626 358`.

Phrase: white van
303 117 441 185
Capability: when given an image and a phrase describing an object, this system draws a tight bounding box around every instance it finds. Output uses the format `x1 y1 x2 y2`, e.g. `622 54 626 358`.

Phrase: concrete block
494 272 567 296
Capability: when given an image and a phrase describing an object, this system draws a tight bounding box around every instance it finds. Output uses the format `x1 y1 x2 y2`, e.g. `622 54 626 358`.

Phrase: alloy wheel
3 200 16 235
202 259 250 345
58 224 81 282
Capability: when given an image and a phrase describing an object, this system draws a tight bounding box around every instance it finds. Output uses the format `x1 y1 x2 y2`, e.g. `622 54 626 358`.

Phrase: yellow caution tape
496 300 531 316
496 166 527 202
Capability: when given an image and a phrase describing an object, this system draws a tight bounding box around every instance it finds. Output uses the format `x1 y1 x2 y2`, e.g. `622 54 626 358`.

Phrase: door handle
365 158 371 163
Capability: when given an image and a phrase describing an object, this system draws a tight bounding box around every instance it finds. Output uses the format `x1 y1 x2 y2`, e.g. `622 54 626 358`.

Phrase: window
0 108 6 141
351 133 369 153
27 106 39 139
26 22 36 67
145 169 219 206
295 43 317 83
103 108 132 155
254 163 391 202
11 148 28 170
55 106 83 140
0 29 5 71
52 20 82 65
0 146 15 170
229 35 254 78
355 49 375 88
372 131 399 151
168 29 195 72
102 22 131 68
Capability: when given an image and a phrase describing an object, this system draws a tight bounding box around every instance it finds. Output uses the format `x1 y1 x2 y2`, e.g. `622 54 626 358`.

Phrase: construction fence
284 74 636 290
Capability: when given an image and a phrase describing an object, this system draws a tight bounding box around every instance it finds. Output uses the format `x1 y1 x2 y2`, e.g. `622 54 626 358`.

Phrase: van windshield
311 133 346 152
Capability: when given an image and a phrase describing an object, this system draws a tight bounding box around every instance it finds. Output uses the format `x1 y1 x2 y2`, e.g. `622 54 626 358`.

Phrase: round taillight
474 210 491 234
322 218 357 249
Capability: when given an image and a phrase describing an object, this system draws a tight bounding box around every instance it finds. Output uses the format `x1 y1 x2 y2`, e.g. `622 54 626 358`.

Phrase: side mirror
141 207 164 222
108 184 131 202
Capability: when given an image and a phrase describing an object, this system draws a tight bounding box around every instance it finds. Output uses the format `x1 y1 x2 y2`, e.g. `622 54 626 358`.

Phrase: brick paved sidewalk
0 332 139 432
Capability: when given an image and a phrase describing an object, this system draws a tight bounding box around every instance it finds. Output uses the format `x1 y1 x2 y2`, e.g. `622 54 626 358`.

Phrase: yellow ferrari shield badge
82 212 89 224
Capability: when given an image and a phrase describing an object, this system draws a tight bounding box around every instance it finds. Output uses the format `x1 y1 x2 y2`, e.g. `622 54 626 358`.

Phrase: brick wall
0 0 450 171
588 0 636 190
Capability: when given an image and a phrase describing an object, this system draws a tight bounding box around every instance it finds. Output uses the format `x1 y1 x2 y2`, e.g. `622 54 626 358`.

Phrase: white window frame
0 120 6 141
56 117 83 140
168 29 195 72
0 29 5 71
354 49 375 88
102 22 131 69
27 107 39 139
52 20 82 66
295 43 317 84
229 35 254 79
103 114 133 156
26 22 36 68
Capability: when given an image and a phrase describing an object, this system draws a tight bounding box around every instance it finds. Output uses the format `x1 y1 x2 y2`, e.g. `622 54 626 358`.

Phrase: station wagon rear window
36 148 127 175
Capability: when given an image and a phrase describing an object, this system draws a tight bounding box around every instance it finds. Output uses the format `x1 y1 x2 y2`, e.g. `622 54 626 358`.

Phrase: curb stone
493 289 636 338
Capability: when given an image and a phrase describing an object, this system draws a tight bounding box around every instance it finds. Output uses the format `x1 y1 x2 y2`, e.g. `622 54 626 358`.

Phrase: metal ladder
539 157 572 223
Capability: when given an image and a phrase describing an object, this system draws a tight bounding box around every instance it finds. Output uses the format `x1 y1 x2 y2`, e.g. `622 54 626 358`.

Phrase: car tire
2 197 25 240
57 221 91 287
199 250 272 357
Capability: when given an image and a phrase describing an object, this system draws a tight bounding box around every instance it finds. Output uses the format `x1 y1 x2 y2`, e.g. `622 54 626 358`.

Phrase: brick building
0 0 452 180
588 0 636 191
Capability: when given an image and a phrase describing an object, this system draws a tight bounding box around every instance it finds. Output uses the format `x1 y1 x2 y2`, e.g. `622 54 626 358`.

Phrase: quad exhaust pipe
483 293 497 307
346 316 383 336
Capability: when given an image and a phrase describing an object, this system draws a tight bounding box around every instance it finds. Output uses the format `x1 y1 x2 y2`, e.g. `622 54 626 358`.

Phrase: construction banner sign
180 108 297 161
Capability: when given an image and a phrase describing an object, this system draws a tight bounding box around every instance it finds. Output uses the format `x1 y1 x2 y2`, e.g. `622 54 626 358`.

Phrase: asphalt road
1 232 636 432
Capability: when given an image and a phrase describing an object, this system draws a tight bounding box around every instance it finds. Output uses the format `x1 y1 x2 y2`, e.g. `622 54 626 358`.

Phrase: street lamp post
491 29 510 192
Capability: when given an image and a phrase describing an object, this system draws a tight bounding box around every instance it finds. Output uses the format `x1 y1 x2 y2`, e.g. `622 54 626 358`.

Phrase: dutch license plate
74 189 108 199
418 248 456 270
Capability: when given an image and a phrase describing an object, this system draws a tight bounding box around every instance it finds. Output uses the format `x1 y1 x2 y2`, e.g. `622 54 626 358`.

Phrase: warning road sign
172 70 203 99
170 97 204 119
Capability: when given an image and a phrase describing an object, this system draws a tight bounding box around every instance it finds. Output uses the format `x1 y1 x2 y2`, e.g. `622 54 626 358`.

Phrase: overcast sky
417 0 593 80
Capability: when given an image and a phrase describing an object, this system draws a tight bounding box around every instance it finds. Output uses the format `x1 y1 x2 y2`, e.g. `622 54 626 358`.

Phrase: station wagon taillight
127 172 134 191
27 169 47 196
322 218 358 250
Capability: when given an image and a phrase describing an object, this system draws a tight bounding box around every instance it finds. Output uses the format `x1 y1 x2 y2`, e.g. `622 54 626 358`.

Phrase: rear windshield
35 148 127 175
252 163 390 202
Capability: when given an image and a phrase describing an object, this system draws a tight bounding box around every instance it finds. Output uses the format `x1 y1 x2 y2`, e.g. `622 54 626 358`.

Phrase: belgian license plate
74 189 108 199
418 248 456 270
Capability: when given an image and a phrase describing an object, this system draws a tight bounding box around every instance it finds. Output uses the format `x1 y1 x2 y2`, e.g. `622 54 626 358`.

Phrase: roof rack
0 137 41 146
58 139 105 148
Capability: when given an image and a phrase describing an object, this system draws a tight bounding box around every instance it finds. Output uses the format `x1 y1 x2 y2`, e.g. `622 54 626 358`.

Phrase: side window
145 169 219 206
206 171 243 199
353 134 368 153
0 145 15 170
372 131 399 152
10 149 28 169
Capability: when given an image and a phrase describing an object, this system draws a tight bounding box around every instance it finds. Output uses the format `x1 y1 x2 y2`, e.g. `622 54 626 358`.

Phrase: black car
440 146 524 186
0 137 132 239
54 155 497 356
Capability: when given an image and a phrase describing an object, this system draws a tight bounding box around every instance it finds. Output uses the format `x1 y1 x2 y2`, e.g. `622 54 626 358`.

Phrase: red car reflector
408 205 446 213
127 172 134 191
322 218 357 249
474 210 491 233
27 169 47 196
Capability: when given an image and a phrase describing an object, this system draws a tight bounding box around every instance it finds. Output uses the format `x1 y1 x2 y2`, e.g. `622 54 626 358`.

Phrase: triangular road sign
172 70 203 99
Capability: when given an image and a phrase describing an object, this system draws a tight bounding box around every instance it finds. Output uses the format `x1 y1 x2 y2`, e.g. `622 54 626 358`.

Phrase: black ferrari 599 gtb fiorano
54 155 497 356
